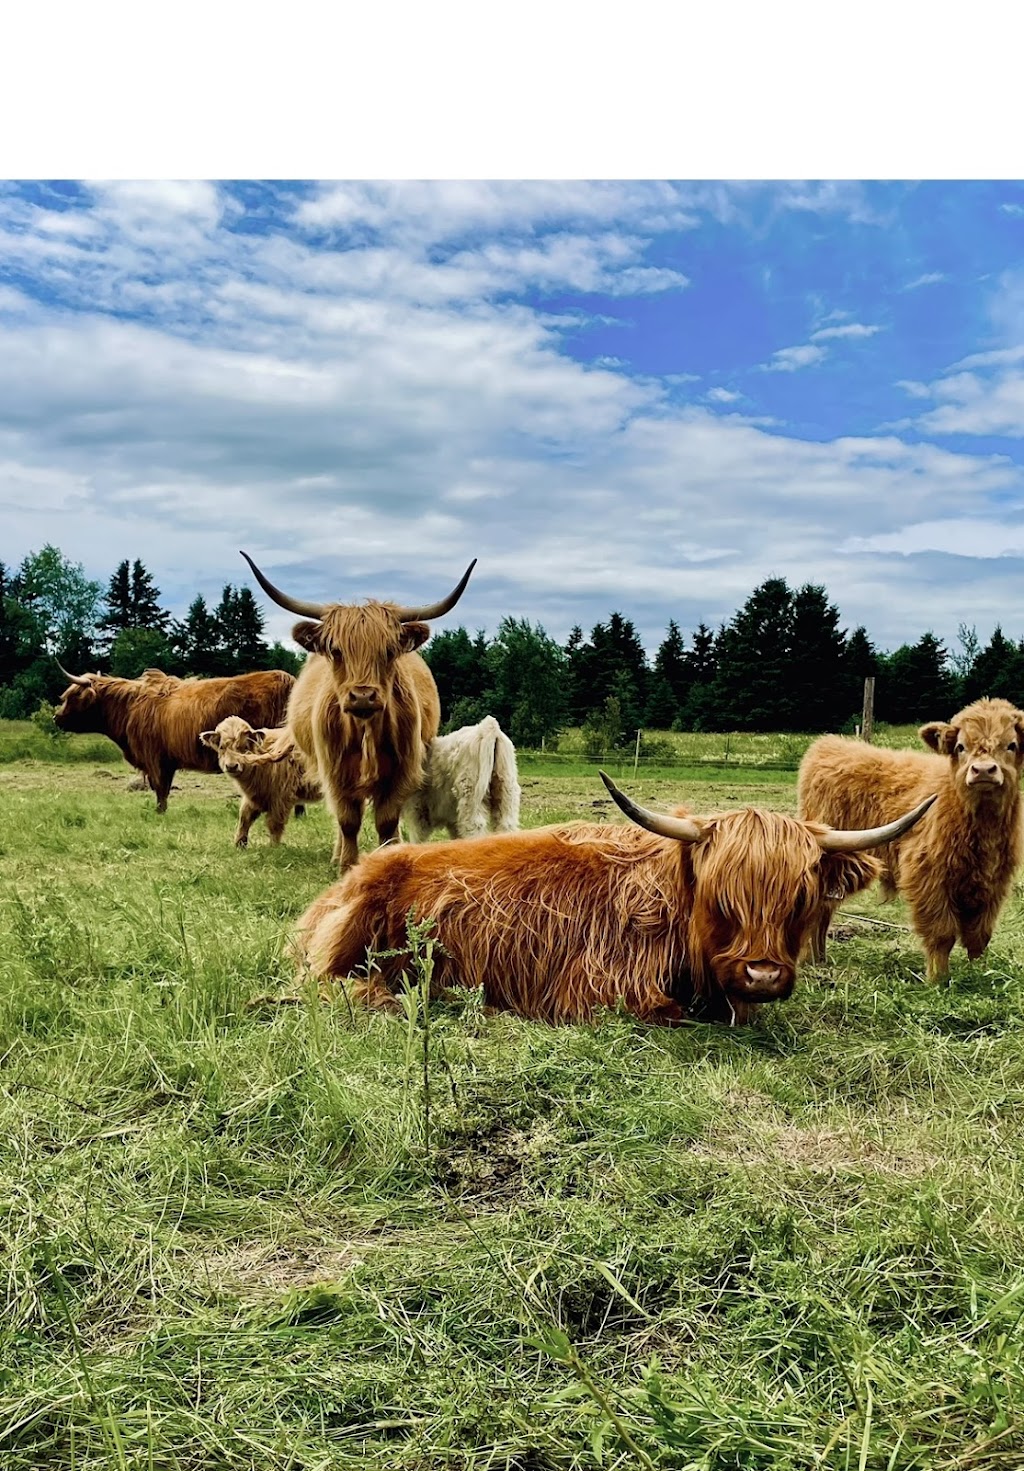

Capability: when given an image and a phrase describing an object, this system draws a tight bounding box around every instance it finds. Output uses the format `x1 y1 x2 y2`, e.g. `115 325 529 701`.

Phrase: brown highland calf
200 716 322 847
798 697 1024 979
240 551 475 871
294 772 934 1026
53 665 294 812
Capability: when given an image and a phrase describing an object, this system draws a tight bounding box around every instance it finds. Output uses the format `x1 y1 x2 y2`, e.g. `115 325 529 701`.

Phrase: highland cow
240 551 476 872
295 772 934 1025
53 664 294 812
200 716 322 847
798 698 1024 979
402 716 521 842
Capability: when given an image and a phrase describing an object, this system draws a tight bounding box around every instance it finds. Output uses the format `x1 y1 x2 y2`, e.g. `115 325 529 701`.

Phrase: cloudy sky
3 178 1024 656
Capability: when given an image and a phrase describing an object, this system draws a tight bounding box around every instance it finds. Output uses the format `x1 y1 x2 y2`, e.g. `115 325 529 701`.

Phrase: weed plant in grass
1 734 1023 1467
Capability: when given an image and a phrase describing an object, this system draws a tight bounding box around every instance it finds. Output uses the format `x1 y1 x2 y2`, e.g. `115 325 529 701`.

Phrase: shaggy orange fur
798 698 1024 979
295 807 882 1026
54 669 294 812
199 716 322 847
286 602 441 871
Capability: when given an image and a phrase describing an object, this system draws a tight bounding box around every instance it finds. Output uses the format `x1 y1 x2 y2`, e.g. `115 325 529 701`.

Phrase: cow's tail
486 720 521 832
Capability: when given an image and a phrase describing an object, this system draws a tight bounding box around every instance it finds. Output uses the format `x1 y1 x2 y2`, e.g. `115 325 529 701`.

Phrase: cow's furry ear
920 721 956 754
400 621 430 653
820 850 881 900
199 729 219 750
291 620 324 653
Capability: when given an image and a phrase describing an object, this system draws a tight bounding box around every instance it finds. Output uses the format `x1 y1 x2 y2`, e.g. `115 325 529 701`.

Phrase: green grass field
2 724 1023 1469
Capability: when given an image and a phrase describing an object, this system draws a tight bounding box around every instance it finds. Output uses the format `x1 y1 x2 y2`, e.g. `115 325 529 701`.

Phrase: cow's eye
954 743 966 756
1009 741 1018 753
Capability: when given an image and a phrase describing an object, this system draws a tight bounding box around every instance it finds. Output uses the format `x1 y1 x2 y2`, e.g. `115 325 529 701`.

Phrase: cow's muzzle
344 687 384 720
731 963 794 1001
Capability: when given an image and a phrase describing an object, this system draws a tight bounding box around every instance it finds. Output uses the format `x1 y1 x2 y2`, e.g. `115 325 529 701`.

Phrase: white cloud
705 387 742 403
903 271 948 290
765 343 826 371
810 322 881 342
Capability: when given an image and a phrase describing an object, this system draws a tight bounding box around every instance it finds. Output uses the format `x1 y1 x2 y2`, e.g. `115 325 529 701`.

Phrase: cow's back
129 670 295 772
798 735 943 832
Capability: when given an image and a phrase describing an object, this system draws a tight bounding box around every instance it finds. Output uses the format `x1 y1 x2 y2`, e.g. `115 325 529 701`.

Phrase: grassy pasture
1 726 1024 1469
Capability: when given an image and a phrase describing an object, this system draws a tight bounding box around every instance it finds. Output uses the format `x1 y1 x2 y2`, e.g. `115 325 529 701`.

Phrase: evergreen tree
422 626 492 722
787 583 849 731
879 632 956 723
710 577 796 731
211 585 268 673
564 624 589 722
843 625 879 729
963 626 1024 706
100 558 170 654
678 623 720 731
485 617 567 747
172 595 222 677
646 619 689 726
570 612 650 726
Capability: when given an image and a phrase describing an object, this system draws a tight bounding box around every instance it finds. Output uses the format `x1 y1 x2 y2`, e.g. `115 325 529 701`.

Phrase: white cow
402 716 521 842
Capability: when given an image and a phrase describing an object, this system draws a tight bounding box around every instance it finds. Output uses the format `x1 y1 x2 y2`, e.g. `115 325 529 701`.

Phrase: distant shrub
29 702 66 742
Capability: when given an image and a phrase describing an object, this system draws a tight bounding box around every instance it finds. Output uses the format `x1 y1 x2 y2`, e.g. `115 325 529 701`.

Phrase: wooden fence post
633 728 642 775
861 677 875 744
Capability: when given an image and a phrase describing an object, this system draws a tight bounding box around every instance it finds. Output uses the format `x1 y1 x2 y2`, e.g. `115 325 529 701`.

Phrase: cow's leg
924 932 956 982
806 906 832 964
372 795 405 851
265 800 289 846
235 797 261 848
333 798 364 872
961 915 995 963
152 760 177 814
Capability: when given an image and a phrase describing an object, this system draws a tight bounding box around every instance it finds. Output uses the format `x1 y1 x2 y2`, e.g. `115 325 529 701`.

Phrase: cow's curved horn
240 552 326 619
393 559 477 623
55 657 90 687
599 771 705 842
817 793 937 853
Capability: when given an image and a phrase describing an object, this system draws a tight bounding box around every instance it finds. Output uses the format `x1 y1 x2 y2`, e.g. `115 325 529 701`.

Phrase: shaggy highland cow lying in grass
294 773 934 1025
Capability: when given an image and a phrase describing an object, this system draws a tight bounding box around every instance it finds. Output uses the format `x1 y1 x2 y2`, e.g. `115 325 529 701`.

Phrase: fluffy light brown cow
199 715 322 847
294 772 934 1026
53 665 294 812
798 697 1024 979
240 551 475 871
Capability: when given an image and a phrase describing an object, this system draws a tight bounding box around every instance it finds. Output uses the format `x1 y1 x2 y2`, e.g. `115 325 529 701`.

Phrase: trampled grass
2 730 1024 1468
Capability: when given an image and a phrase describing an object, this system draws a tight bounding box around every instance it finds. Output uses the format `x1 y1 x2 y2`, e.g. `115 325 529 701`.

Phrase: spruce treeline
0 547 302 717
4 546 1024 740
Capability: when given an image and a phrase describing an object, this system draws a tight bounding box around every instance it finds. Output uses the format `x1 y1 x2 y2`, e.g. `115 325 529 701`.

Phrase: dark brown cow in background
295 772 935 1025
240 551 475 871
53 665 294 811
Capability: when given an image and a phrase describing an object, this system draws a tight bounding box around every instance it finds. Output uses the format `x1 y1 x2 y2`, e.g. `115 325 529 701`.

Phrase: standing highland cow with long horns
798 697 1024 979
240 551 476 871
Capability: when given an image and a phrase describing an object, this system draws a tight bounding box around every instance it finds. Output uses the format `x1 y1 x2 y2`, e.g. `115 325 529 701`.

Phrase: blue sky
3 178 1024 657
